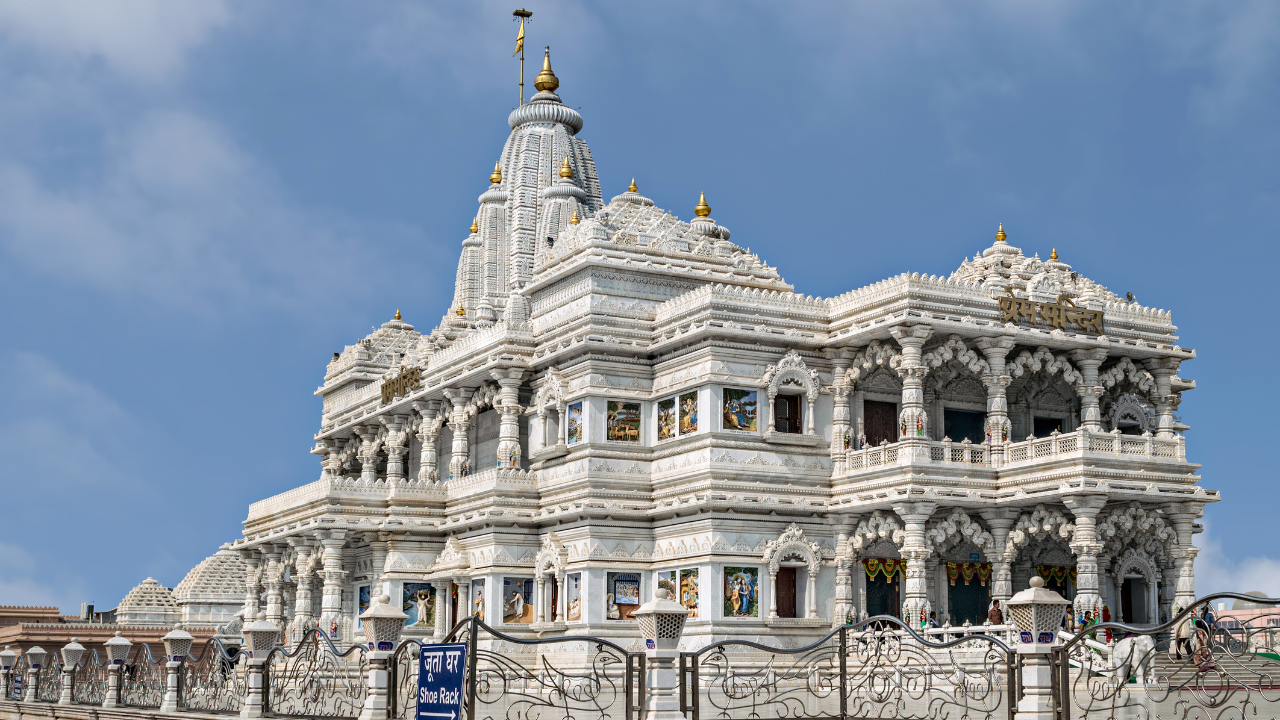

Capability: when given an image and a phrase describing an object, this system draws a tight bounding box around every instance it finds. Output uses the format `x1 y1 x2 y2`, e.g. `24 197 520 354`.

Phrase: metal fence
72 650 107 706
680 615 1018 720
180 638 247 714
120 642 164 708
389 617 645 720
34 652 62 702
1053 593 1280 720
265 627 368 718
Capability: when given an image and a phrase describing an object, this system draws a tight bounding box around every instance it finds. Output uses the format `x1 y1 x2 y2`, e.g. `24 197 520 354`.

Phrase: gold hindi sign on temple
381 367 421 404
999 290 1104 334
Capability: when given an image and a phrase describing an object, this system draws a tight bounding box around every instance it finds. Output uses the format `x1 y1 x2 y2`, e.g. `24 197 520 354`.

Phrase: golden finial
534 47 559 92
455 304 465 317
559 156 574 179
394 308 401 320
490 161 502 185
1050 247 1058 260
470 217 479 234
628 178 638 192
569 210 579 225
995 223 1007 242
694 191 711 218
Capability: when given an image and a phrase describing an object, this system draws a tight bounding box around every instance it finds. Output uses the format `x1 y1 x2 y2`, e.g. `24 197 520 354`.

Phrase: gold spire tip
628 178 638 193
995 223 1007 242
455 304 465 317
694 191 711 218
559 156 574 179
490 161 502 185
395 308 402 320
534 47 559 92
1050 247 1058 261
470 217 479 234
569 209 580 225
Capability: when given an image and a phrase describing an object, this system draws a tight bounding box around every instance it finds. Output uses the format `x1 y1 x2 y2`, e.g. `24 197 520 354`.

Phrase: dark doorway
451 583 459 627
776 568 798 618
550 581 559 622
866 571 900 618
1042 577 1074 601
775 395 803 434
864 401 898 447
948 581 990 626
1121 578 1148 624
944 409 987 443
1033 417 1063 437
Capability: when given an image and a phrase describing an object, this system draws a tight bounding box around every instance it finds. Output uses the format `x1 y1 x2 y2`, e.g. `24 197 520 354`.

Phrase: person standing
1174 608 1193 660
988 599 1004 625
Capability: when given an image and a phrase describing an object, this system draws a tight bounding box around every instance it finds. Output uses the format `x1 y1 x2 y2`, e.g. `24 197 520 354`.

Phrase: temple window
1033 416 1064 437
773 393 803 434
943 408 986 444
863 400 898 447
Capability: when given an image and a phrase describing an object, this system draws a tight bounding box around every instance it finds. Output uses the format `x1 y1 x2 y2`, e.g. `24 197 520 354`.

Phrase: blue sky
0 1 1276 612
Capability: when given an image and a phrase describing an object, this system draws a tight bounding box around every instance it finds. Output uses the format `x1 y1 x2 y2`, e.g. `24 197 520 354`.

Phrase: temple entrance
866 574 900 618
1033 416 1063 437
776 567 798 618
944 409 986 444
864 401 898 447
1121 577 1149 624
948 580 990 626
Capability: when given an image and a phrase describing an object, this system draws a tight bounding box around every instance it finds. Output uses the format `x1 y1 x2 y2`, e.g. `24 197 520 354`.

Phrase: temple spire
995 223 1007 242
534 47 559 92
695 192 711 217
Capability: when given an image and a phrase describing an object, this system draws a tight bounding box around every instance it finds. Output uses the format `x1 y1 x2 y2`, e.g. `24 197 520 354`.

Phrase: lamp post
0 646 16 700
633 587 690 720
58 638 85 705
358 594 408 720
240 612 280 719
103 631 132 708
161 624 195 712
1006 576 1072 720
23 646 46 702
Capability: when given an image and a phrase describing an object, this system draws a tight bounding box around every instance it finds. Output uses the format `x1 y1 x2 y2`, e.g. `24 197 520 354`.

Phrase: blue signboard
417 642 467 720
11 673 21 700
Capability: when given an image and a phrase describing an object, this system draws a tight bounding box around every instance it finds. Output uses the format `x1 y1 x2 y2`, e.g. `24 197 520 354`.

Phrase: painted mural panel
657 398 676 441
723 566 759 618
607 400 641 442
722 389 758 432
680 391 698 434
403 583 435 628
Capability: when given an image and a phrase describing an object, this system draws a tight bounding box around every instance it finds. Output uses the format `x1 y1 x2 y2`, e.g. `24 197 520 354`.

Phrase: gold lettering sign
999 290 1103 335
381 366 422 404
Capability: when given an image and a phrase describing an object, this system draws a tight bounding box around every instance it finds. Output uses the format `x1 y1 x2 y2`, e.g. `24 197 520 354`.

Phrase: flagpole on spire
513 9 532 105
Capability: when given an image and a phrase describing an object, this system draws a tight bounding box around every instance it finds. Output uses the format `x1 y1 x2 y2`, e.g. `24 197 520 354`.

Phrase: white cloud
0 110 391 313
0 0 229 83
1193 522 1280 597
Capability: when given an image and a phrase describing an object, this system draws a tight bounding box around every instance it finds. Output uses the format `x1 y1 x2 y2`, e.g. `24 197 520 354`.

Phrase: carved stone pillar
381 416 409 483
1163 501 1203 611
1070 348 1109 432
555 571 566 622
369 533 390 598
491 369 525 468
979 509 1017 607
925 558 939 619
534 576 546 624
239 549 263 621
432 581 451 642
412 401 442 483
830 354 853 471
319 531 348 631
262 545 285 629
1065 496 1108 615
890 326 933 439
1144 358 1182 439
443 388 475 479
767 569 779 620
832 518 856 626
319 439 344 479
976 336 1016 445
894 501 937 625
355 425 381 483
806 563 819 619
288 539 316 637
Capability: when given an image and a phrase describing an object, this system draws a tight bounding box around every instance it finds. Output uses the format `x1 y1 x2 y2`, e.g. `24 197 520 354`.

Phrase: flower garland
1036 565 1077 586
945 562 992 586
863 558 905 581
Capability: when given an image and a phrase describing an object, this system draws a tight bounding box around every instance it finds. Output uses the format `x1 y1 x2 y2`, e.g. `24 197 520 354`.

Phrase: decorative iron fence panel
1053 592 1280 720
120 643 164 708
387 618 645 720
10 656 27 700
72 650 107 706
181 638 247 714
35 653 62 702
680 617 1017 720
265 628 368 718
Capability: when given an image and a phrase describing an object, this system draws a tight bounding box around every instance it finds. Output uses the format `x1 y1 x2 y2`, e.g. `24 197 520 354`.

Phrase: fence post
633 588 690 720
358 593 408 720
161 624 194 713
241 612 281 719
23 647 46 702
102 632 132 709
58 639 85 706
1006 577 1071 720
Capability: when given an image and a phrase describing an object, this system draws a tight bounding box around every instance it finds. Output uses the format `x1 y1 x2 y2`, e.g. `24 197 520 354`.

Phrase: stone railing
840 427 1186 476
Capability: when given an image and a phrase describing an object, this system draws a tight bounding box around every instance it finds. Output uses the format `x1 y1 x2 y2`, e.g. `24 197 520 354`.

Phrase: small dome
1232 591 1272 610
173 547 245 603
116 577 180 626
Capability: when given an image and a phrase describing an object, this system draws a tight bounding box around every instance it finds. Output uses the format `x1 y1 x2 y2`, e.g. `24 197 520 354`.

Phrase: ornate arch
846 340 902 386
1008 347 1084 388
763 524 822 574
1107 393 1153 433
762 351 820 401
532 367 565 412
1099 357 1156 396
1112 547 1160 584
850 511 905 553
922 335 991 376
1097 503 1173 564
1005 505 1076 561
465 382 501 419
926 508 995 558
535 532 567 578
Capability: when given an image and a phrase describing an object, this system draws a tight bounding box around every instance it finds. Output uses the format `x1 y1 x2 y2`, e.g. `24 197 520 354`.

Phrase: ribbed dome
116 577 180 626
173 547 245 602
508 91 583 134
